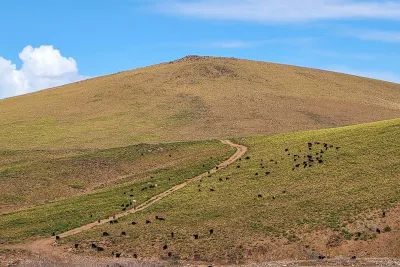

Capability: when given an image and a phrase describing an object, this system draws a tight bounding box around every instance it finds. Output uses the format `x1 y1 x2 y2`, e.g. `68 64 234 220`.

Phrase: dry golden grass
0 56 399 150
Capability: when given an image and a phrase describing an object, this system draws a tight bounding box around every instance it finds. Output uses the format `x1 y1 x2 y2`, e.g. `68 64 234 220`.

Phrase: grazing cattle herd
53 141 365 262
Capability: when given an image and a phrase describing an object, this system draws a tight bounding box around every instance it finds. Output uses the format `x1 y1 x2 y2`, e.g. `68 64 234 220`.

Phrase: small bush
384 226 392 232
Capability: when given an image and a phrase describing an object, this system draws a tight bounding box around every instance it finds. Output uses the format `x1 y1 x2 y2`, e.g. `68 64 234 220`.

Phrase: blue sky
0 0 399 99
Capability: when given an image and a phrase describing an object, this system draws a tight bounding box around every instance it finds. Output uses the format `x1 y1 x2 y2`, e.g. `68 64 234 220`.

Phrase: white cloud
153 0 400 22
346 29 400 43
0 45 88 99
327 65 400 84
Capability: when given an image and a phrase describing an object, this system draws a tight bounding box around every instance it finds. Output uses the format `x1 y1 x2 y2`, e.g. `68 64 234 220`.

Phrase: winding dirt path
0 140 248 264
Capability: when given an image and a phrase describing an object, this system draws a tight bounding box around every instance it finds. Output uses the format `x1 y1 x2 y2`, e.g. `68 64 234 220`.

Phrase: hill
60 118 400 264
1 118 399 266
0 56 399 150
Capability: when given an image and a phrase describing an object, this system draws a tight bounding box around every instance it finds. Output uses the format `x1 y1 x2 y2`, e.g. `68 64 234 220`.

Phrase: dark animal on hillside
130 194 134 197
226 177 230 180
210 188 215 192
115 252 121 258
245 156 250 160
194 234 199 239
258 194 263 198
168 252 172 257
56 236 60 240
121 231 126 236
90 214 93 218
146 220 151 224
110 221 114 224
266 171 271 175
295 164 300 168
216 166 219 170
383 211 386 217
255 172 259 176
171 232 174 238
315 142 320 145
97 246 104 251
237 165 241 168
336 147 340 150
163 244 168 250
52 232 55 236
103 232 109 236
133 253 137 258
219 178 223 181
376 228 381 234
285 148 289 151
91 243 97 249
74 243 79 249
132 221 137 225
210 229 214 234
351 256 356 260
308 142 312 147
318 255 326 260
98 219 101 223
156 216 165 221
130 188 134 191
318 159 323 163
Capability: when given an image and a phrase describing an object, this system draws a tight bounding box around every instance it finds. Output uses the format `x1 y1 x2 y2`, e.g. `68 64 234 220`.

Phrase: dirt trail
0 140 247 263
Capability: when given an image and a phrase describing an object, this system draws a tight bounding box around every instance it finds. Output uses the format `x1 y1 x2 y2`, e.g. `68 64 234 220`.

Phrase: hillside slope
0 56 399 149
62 118 400 264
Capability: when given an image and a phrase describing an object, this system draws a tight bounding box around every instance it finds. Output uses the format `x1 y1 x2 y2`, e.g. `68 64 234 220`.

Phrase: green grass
0 140 232 213
0 140 235 243
63 119 399 263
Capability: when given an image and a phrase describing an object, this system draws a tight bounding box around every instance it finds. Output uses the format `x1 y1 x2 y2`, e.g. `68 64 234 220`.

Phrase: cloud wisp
153 0 400 23
0 45 88 99
346 29 400 43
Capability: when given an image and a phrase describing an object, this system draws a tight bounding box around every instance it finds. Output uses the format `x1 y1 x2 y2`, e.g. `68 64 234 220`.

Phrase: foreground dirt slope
1 55 399 149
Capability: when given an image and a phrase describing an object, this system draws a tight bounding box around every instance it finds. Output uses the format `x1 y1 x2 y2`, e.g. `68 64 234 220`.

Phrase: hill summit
0 56 399 149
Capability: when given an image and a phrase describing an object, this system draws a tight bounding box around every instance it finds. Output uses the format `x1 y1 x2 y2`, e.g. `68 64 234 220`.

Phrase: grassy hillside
0 140 235 243
0 140 232 213
62 119 400 264
0 56 399 150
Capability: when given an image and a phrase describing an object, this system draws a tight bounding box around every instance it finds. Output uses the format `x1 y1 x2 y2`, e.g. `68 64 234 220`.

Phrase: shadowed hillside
0 55 399 149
